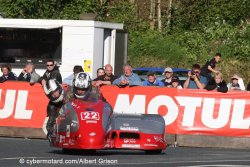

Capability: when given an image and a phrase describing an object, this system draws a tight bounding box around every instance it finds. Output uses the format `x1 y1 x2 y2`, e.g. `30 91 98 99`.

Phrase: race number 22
81 112 100 120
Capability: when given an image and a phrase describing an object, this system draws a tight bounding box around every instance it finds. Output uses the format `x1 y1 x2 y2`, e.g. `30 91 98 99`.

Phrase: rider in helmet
73 72 94 100
44 79 64 103
43 79 64 140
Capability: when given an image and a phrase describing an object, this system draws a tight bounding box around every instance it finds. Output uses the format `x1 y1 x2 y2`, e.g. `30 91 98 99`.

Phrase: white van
0 19 127 79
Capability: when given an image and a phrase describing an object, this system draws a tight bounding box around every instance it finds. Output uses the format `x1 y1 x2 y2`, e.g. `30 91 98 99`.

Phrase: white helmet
73 72 91 99
43 79 64 103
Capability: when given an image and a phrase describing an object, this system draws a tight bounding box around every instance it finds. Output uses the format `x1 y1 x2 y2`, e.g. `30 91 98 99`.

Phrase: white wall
60 26 94 79
92 28 104 79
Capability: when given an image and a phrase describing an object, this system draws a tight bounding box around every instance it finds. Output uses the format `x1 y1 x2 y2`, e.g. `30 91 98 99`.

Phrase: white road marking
178 165 250 167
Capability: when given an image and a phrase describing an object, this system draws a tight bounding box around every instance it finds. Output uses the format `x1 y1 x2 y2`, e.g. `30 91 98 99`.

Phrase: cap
147 71 156 76
231 74 240 80
171 76 179 83
162 67 173 75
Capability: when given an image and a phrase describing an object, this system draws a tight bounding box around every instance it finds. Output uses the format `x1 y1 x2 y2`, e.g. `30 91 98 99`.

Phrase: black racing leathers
46 101 63 135
40 66 62 137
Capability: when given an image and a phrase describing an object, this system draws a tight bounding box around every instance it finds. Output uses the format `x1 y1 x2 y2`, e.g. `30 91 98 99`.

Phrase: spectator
183 64 207 89
143 71 164 86
63 65 84 86
205 72 228 93
171 76 182 89
39 60 62 85
227 74 245 91
113 64 142 87
161 67 173 87
0 64 17 83
96 68 105 77
201 53 221 81
93 64 118 86
18 63 40 84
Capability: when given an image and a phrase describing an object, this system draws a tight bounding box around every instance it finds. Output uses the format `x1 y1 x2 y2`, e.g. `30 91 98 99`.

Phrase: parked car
133 67 189 86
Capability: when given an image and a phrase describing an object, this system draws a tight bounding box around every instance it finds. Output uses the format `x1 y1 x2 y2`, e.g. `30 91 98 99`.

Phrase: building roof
0 19 123 30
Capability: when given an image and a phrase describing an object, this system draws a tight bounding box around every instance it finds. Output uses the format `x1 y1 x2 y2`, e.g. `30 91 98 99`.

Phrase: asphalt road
0 137 250 167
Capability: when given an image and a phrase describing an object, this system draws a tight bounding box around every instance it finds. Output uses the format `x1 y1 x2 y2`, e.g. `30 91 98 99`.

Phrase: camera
191 71 196 76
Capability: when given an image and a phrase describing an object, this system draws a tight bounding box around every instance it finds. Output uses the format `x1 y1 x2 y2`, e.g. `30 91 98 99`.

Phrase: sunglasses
193 71 200 73
46 64 54 67
232 78 238 80
165 71 172 74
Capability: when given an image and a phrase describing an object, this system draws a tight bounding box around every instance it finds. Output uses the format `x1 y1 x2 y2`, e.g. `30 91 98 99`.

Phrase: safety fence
1 82 250 148
101 86 250 137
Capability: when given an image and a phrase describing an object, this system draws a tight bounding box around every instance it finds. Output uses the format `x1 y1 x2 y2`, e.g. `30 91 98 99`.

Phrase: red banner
1 82 250 137
100 86 250 137
0 81 48 128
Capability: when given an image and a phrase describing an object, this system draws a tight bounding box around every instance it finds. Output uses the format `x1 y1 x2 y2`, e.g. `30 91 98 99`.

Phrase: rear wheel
145 149 162 154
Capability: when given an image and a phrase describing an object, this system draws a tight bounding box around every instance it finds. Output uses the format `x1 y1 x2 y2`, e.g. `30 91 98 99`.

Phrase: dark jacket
0 72 17 83
201 58 217 78
18 72 31 82
93 74 118 84
18 71 41 84
39 66 62 83
205 79 228 93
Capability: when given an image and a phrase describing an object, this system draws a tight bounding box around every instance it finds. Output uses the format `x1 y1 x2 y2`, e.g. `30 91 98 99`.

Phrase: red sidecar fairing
108 114 166 151
52 98 112 149
51 98 166 153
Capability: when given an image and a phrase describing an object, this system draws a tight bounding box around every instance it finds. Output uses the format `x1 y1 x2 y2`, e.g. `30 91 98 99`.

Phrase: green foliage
173 0 250 30
128 22 250 83
1 0 250 81
129 31 188 68
101 0 148 32
105 1 137 30
0 0 95 19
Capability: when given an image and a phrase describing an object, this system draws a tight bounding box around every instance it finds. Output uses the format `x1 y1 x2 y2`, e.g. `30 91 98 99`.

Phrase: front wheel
145 149 162 154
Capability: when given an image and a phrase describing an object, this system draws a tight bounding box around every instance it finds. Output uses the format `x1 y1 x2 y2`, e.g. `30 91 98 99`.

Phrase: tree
166 0 173 29
157 0 162 32
149 0 156 30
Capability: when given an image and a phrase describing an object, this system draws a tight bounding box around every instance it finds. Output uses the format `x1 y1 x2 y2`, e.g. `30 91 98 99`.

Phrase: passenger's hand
41 79 46 86
187 71 192 78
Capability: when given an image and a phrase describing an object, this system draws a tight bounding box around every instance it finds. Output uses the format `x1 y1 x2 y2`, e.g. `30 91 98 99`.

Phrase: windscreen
0 27 62 67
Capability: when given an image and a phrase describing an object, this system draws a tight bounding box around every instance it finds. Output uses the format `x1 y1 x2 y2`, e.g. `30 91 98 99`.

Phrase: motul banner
100 86 250 137
1 82 250 137
0 81 48 128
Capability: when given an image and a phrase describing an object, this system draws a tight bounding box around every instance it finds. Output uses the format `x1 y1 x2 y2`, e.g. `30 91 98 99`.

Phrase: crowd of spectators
2 55 246 142
1 56 249 140
1 52 250 92
107 53 249 92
